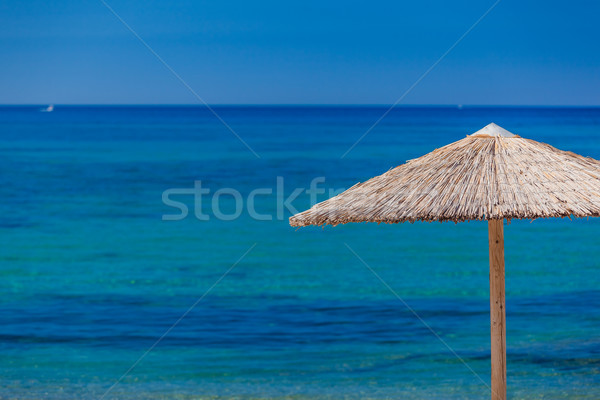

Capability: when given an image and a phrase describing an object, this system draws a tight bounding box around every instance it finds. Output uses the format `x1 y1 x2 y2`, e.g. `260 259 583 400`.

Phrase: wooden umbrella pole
488 219 506 400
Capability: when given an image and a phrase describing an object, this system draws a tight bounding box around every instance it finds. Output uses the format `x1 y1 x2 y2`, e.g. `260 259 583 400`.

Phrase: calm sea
0 106 599 399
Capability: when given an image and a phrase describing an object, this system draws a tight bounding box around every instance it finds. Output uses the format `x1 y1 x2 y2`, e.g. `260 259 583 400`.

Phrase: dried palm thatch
290 123 600 227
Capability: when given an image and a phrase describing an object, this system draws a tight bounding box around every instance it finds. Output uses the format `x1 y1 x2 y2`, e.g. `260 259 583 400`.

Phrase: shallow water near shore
0 106 599 399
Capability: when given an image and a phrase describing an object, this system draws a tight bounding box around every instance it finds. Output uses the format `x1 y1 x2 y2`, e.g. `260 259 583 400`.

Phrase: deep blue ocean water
0 106 599 399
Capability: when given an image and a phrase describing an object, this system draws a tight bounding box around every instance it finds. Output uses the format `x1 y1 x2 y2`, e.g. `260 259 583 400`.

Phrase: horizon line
1 104 600 108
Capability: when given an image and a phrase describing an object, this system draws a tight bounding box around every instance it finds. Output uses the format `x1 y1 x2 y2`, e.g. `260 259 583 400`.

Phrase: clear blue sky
1 0 599 105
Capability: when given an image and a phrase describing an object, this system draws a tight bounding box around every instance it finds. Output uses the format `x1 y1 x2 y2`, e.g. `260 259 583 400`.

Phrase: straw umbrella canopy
290 123 600 400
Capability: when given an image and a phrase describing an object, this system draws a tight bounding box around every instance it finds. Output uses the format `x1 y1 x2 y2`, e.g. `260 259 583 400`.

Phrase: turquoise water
0 106 599 399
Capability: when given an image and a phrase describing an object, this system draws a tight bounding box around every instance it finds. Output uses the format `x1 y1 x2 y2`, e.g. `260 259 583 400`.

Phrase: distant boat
40 105 54 112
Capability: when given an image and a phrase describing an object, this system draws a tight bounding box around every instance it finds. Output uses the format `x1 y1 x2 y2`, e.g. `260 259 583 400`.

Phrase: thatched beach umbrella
290 123 600 400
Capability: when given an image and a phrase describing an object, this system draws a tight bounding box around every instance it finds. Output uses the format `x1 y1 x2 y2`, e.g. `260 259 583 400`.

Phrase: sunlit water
0 106 599 399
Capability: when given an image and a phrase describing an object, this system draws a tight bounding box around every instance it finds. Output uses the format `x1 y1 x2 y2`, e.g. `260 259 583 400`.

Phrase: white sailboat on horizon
40 104 54 112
